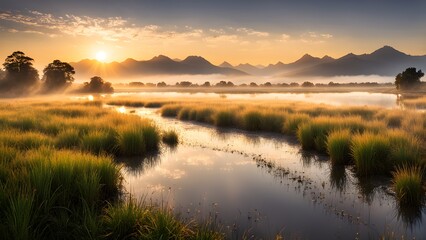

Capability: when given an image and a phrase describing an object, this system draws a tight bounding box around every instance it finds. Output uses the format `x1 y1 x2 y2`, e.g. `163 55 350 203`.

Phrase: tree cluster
80 76 114 93
395 67 424 90
0 51 114 96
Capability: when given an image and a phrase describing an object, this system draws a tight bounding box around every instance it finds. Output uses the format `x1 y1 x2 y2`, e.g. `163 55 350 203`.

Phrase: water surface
111 91 399 108
114 106 425 239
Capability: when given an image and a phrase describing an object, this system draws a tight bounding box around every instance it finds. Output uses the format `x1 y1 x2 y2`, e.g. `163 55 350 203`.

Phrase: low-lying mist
73 74 394 85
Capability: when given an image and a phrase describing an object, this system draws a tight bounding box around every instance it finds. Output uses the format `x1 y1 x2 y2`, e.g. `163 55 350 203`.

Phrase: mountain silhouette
233 46 425 76
71 55 246 79
234 63 265 75
219 61 233 68
283 46 426 77
71 46 426 79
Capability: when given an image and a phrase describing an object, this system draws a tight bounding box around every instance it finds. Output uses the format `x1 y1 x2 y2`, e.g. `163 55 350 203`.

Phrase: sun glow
95 51 107 62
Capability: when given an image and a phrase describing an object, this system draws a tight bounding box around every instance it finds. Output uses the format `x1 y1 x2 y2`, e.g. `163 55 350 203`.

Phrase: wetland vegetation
105 96 426 208
0 100 220 239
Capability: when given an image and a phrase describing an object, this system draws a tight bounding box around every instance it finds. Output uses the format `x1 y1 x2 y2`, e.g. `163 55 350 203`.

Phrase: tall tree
395 67 424 90
1 51 39 95
42 60 75 92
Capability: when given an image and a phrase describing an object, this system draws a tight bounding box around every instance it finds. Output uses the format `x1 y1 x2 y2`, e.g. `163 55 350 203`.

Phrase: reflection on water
329 165 348 193
116 151 161 175
114 106 425 239
112 91 400 108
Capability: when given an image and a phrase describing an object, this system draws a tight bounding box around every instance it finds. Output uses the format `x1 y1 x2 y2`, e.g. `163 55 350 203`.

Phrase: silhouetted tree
215 81 227 87
129 82 144 87
263 82 272 87
157 81 167 87
1 51 39 95
278 83 289 87
395 67 424 90
177 81 192 87
201 81 210 87
81 76 113 93
289 82 299 87
226 81 234 87
42 60 75 92
302 81 314 87
250 82 258 87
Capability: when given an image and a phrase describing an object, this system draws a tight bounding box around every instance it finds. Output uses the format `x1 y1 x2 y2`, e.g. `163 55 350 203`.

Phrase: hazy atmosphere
0 1 425 239
1 0 425 70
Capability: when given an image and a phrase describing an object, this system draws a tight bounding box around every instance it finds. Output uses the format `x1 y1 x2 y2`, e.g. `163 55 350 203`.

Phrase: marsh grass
327 129 352 165
0 101 214 239
387 130 422 167
282 113 309 135
161 105 182 117
162 130 179 146
117 125 146 156
215 110 237 127
392 166 424 206
55 128 80 149
144 208 192 239
102 199 147 239
81 129 117 155
242 111 263 131
351 133 391 176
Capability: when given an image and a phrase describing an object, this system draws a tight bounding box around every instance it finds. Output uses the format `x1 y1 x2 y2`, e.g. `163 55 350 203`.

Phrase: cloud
278 33 290 42
300 31 333 43
236 27 270 37
0 10 332 48
0 10 277 45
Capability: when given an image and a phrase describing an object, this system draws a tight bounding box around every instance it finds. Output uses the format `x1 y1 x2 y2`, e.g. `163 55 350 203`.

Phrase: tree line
0 51 113 96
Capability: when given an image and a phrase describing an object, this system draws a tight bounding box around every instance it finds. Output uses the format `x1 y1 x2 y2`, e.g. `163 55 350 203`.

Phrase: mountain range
71 46 426 79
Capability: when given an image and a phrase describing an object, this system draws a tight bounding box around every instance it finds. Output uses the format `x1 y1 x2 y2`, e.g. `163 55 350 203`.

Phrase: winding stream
111 106 425 239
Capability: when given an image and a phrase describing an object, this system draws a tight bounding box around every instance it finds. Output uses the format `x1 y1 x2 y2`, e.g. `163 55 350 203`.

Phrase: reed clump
351 133 391 176
162 130 179 146
392 166 424 206
326 129 352 165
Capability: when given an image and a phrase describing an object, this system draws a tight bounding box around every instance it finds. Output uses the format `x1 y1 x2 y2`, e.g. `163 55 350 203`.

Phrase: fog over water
75 74 394 85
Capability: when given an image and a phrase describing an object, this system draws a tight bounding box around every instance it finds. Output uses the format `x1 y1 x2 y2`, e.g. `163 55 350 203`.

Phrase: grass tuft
351 133 391 176
327 129 352 165
162 130 179 146
392 165 424 206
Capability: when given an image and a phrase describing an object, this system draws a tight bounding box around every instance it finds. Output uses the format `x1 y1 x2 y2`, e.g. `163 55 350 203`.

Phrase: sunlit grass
351 133 391 176
117 125 147 156
392 165 424 206
162 130 179 146
326 129 352 165
0 101 219 239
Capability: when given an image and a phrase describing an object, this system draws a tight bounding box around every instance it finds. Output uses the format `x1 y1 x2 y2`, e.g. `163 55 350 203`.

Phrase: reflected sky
117 107 425 239
112 91 398 108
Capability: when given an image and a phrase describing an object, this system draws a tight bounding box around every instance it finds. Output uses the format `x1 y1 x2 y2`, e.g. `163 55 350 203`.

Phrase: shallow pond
111 91 400 108
113 106 425 239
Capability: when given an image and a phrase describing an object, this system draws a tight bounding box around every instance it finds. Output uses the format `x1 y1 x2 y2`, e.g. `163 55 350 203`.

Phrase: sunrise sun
95 51 107 62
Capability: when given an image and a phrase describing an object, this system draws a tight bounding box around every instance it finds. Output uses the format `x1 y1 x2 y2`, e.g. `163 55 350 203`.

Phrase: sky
0 0 425 70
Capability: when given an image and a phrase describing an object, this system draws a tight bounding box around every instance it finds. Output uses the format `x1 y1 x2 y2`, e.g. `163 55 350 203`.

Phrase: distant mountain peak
182 56 212 65
219 61 233 68
371 45 406 56
237 63 255 67
150 55 173 62
294 54 320 64
321 55 334 61
341 53 358 59
301 53 314 59
123 58 137 63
